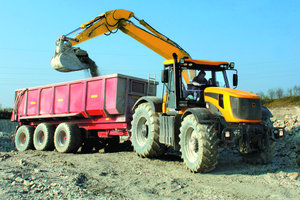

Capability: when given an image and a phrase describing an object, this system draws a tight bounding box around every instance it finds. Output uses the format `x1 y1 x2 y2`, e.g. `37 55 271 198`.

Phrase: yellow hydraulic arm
62 9 194 82
70 9 190 60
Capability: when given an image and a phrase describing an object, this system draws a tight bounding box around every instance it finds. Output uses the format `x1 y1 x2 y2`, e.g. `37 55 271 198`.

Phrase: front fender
182 108 215 123
132 96 163 113
261 106 273 119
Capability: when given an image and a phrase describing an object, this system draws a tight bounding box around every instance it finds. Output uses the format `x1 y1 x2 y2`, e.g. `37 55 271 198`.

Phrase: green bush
0 108 13 119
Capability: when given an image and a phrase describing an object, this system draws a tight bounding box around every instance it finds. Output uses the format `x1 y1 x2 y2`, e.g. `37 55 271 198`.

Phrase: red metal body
12 74 157 137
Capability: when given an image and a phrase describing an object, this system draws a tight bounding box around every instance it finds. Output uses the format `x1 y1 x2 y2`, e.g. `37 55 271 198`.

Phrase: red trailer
12 74 157 153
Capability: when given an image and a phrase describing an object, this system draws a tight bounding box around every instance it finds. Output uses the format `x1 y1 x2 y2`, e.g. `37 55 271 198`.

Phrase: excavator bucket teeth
50 47 90 72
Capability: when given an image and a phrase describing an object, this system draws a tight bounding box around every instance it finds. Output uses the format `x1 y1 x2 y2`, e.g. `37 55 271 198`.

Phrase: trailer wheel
179 114 218 173
242 118 275 164
54 123 82 153
131 103 166 157
15 125 34 151
33 123 55 151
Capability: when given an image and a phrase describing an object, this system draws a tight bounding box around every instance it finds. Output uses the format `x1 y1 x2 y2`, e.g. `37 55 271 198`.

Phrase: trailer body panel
12 74 157 136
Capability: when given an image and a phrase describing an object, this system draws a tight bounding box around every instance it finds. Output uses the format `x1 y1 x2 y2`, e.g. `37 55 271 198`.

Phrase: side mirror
233 74 238 87
161 69 168 83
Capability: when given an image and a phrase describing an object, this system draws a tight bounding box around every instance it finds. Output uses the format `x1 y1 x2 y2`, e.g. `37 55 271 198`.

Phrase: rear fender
132 96 163 113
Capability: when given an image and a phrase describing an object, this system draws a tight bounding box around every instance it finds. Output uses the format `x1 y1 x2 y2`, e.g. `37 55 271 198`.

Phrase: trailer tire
15 125 34 151
54 123 82 153
33 123 55 151
131 103 166 157
242 118 275 164
179 114 218 173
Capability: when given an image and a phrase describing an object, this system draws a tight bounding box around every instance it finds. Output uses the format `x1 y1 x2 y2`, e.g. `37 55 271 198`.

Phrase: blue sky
0 0 299 107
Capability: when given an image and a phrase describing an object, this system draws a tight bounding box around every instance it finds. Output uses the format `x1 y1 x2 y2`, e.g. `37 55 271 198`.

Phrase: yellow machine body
204 87 262 123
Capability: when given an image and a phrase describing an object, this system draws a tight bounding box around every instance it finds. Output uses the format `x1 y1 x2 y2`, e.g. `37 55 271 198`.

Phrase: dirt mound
0 110 300 199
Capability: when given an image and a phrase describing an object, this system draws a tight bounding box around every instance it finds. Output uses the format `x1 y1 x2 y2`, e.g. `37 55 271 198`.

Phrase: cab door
167 66 176 110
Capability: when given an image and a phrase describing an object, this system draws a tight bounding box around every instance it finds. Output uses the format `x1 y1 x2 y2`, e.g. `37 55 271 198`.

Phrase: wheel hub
141 124 148 138
19 132 26 146
190 131 199 153
58 131 67 147
37 131 45 145
136 117 149 146
185 129 199 163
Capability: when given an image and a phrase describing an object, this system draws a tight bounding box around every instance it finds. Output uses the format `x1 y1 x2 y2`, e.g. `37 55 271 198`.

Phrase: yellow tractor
51 9 284 172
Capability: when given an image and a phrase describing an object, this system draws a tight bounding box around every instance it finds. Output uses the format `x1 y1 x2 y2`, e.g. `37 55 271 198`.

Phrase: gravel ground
0 107 299 200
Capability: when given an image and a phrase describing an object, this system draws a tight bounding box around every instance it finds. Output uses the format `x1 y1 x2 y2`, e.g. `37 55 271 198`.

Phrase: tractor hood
204 87 262 123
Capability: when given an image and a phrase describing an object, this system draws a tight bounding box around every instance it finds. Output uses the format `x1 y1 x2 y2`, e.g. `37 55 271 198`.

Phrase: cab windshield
181 69 230 101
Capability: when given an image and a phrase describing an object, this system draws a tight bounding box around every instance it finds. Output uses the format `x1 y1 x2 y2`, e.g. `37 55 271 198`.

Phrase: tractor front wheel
179 114 218 172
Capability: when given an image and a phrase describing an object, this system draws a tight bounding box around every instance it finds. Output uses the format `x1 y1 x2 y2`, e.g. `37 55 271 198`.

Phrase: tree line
0 105 13 119
256 85 300 100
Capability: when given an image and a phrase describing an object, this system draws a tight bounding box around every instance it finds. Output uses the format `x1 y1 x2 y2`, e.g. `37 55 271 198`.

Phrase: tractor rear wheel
33 123 55 151
15 125 35 151
179 114 218 172
54 123 82 153
131 103 166 157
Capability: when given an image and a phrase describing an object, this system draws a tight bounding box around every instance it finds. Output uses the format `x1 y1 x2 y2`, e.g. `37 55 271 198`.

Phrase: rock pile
273 115 300 167
0 156 102 199
0 119 17 152
0 131 15 152
273 115 300 135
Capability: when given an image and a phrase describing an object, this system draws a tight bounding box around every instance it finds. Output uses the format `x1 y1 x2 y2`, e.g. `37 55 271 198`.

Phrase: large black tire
54 123 82 153
242 118 275 164
15 125 35 151
131 103 166 157
179 114 218 173
33 123 55 151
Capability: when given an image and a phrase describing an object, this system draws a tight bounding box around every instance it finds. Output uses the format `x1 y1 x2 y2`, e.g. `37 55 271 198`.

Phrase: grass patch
262 96 300 108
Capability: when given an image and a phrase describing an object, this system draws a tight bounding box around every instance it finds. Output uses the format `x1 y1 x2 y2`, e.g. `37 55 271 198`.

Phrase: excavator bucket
50 36 99 76
51 47 90 72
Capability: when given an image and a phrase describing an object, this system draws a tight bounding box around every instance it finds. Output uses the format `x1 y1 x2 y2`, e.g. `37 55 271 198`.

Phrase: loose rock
287 173 299 181
0 107 300 199
15 177 23 183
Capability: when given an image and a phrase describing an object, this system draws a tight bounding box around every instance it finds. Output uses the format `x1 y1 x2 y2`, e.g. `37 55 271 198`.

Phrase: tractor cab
161 58 238 113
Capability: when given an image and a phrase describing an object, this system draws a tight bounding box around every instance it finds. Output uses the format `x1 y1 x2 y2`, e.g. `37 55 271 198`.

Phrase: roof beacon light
229 62 235 69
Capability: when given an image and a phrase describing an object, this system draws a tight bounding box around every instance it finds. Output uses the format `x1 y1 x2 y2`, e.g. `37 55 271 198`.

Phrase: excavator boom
70 10 134 45
50 9 194 81
69 9 190 60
